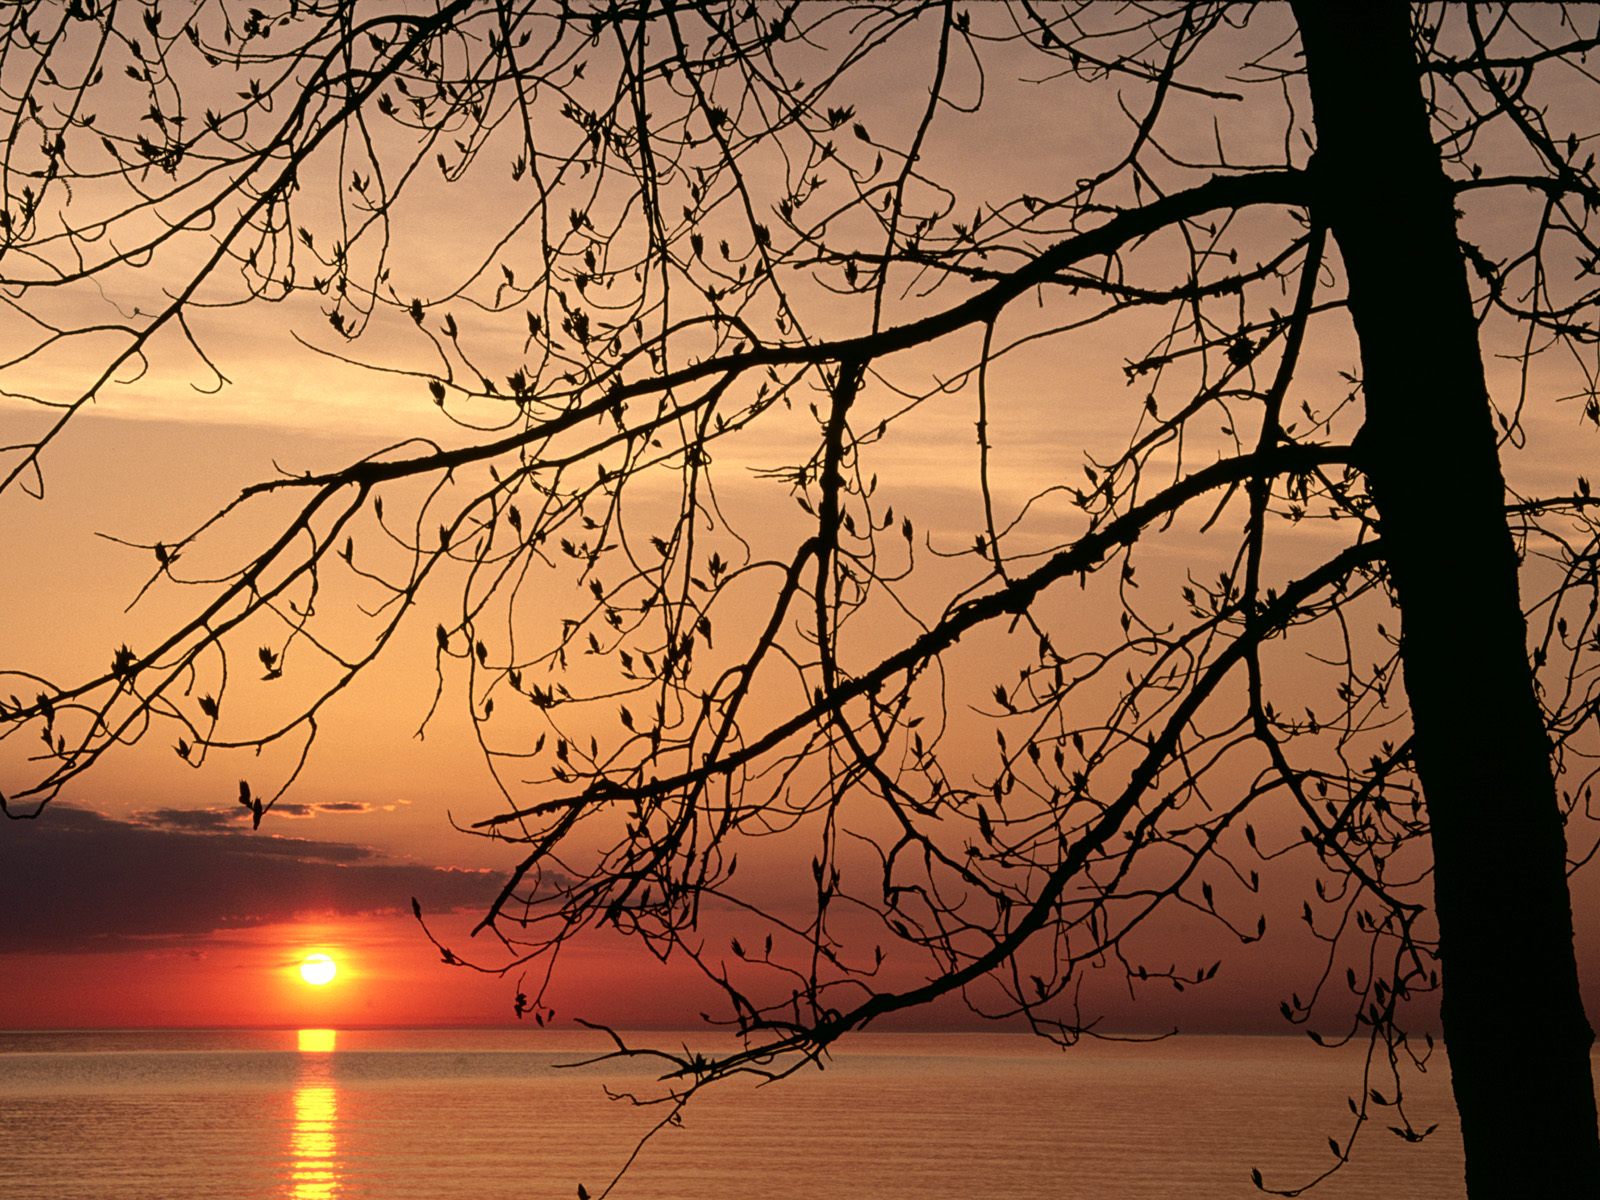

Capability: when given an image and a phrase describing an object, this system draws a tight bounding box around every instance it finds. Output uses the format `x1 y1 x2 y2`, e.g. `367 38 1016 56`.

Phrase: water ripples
0 1030 1471 1199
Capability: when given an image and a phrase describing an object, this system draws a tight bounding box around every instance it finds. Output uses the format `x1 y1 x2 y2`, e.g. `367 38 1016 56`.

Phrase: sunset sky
2 3 1598 1039
6 389 1598 1033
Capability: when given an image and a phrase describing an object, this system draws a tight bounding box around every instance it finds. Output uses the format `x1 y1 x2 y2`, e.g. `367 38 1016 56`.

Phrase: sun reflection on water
289 1029 340 1199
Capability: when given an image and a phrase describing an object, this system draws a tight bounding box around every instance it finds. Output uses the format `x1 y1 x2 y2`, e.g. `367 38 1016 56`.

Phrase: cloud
138 801 377 832
0 806 496 953
132 807 369 861
137 807 242 832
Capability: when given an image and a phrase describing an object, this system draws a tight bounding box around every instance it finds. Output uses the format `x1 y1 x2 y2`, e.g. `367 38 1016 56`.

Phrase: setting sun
298 954 338 987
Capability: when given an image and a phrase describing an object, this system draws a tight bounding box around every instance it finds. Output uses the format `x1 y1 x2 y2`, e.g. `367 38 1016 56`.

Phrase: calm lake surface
0 1029 1468 1199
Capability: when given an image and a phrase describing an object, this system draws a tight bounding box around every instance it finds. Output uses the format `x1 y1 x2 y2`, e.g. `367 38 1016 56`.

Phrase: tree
1 2 1597 1193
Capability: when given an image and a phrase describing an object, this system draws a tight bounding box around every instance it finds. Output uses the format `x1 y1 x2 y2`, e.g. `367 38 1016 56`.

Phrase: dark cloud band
0 806 492 953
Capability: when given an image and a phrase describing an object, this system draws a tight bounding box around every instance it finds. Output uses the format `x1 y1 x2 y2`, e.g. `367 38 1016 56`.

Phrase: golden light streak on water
289 1030 340 1199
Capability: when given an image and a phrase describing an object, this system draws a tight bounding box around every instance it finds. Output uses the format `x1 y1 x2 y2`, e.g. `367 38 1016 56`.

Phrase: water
0 1029 1466 1199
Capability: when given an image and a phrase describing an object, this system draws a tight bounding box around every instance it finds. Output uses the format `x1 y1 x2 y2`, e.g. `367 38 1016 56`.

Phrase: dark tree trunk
1293 3 1599 1195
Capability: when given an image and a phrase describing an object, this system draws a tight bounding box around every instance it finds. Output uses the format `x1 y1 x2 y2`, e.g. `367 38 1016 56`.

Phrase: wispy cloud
0 806 494 953
137 802 376 829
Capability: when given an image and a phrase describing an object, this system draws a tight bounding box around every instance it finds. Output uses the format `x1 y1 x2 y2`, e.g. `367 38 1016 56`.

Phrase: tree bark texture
1294 3 1600 1195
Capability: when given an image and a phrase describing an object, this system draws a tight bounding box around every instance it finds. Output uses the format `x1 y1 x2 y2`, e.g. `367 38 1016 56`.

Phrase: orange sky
4 376 1595 1032
0 369 1384 1032
3 5 1599 1037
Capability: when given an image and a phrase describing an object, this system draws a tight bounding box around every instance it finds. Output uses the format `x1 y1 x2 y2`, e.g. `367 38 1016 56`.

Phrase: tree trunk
1293 4 1600 1194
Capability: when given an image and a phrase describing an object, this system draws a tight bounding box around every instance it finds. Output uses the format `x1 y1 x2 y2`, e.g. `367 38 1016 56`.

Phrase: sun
298 952 338 987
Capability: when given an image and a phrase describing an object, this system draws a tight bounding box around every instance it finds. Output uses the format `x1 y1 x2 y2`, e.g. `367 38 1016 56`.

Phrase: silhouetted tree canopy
2 3 1598 1194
